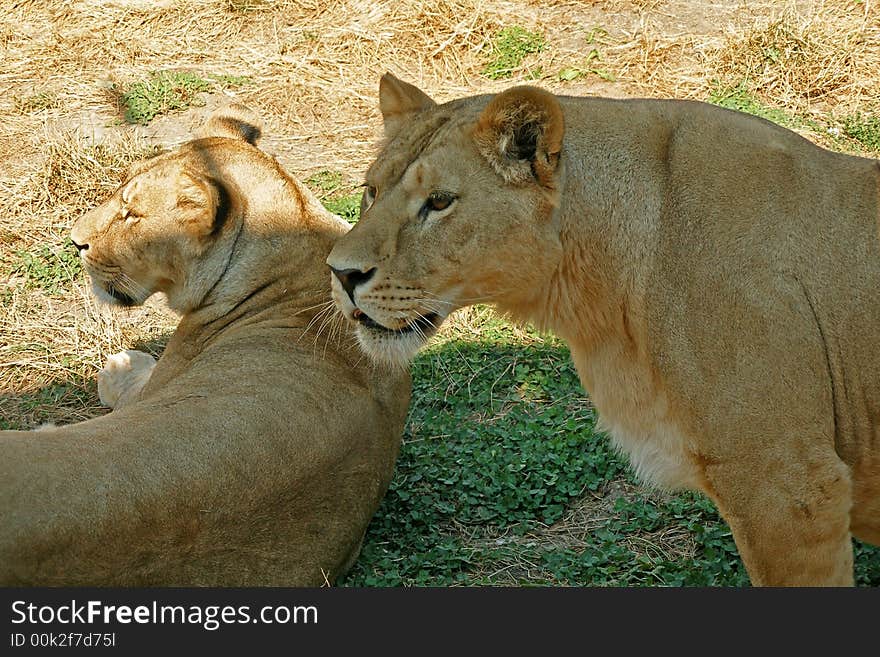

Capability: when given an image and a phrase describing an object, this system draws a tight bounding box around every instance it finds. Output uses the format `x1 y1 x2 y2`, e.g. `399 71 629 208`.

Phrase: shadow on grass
0 331 173 431
341 334 880 587
129 331 174 361
0 376 99 430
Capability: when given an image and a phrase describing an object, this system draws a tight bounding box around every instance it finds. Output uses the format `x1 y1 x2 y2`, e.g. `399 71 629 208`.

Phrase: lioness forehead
367 98 486 189
117 158 182 205
121 149 174 184
119 137 249 189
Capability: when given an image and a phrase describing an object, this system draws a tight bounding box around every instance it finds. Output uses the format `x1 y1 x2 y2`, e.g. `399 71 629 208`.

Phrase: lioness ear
379 73 437 139
201 103 262 145
176 172 231 238
472 86 564 188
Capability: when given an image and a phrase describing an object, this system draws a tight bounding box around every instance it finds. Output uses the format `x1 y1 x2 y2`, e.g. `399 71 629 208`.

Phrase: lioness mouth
354 310 439 336
105 285 138 307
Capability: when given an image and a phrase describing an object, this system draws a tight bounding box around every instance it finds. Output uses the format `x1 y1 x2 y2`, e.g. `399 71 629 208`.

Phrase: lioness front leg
704 452 854 586
97 349 157 410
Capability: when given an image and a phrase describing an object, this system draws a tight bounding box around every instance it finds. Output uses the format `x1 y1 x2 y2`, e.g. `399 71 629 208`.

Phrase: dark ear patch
512 121 540 161
208 177 233 236
201 104 263 145
176 171 235 238
473 86 564 188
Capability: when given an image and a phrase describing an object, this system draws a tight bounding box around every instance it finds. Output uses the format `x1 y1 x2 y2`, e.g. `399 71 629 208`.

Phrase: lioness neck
174 147 347 336
511 101 666 358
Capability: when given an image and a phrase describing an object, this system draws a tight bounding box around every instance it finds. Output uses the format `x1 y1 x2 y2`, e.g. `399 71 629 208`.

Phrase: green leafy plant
707 83 880 157
14 245 82 295
210 74 253 88
121 71 212 125
708 82 797 127
842 113 880 154
306 170 344 194
119 71 249 125
483 26 545 80
323 194 361 223
339 312 880 586
306 170 362 224
558 29 615 82
558 50 615 82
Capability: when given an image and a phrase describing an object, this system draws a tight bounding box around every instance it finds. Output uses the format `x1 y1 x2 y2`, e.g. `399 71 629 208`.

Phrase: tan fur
0 107 411 586
327 74 880 586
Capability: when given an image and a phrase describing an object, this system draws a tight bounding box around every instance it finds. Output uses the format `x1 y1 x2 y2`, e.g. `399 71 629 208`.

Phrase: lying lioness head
0 106 411 586
328 74 880 585
71 106 269 314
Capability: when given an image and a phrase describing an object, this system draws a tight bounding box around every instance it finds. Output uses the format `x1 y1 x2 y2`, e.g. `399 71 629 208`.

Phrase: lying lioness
326 74 880 586
0 106 410 586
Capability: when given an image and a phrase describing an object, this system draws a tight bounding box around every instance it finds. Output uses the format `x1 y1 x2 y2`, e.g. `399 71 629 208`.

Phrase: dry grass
0 128 173 428
523 1 880 132
709 1 880 116
0 0 534 429
0 1 875 421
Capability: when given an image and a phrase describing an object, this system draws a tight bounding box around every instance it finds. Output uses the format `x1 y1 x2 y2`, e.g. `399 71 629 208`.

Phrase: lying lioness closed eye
326 74 880 586
0 105 410 586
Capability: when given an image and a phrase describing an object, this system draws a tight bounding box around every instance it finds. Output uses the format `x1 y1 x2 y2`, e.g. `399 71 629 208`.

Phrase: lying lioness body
0 107 410 586
327 74 880 585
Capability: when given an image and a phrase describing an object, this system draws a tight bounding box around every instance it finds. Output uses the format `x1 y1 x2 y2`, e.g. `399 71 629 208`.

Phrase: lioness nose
71 238 89 252
330 266 376 302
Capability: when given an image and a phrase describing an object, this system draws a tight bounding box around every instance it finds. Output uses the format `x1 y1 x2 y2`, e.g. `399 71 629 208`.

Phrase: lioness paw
98 350 157 409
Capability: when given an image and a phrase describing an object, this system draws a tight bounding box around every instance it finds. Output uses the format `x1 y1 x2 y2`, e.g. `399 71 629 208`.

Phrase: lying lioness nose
330 266 376 302
71 238 89 252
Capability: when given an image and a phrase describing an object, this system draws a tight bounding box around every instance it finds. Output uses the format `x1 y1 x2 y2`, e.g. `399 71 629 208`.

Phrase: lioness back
326 75 879 586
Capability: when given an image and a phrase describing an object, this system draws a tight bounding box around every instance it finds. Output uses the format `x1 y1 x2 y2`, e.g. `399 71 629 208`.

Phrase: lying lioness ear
176 171 232 239
379 73 437 139
473 86 564 187
201 103 262 145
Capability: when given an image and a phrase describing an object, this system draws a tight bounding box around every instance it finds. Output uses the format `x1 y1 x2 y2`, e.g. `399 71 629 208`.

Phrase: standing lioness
0 106 410 586
327 74 880 586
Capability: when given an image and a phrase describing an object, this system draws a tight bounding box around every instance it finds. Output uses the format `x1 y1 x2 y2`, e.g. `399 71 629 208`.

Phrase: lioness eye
361 185 377 215
419 192 457 220
429 194 453 211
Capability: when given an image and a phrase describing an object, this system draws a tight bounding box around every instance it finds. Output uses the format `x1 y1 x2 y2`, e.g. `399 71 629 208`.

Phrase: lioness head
327 74 565 366
70 105 263 314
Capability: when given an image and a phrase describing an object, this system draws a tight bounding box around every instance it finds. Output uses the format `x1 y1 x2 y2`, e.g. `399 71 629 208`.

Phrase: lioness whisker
419 290 511 305
295 299 338 316
298 301 338 345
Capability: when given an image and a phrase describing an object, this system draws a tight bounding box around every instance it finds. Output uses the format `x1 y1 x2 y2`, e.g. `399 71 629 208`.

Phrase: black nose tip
330 266 376 302
71 238 88 252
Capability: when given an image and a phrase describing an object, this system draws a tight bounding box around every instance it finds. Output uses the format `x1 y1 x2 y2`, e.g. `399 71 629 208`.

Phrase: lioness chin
327 74 880 586
0 105 411 586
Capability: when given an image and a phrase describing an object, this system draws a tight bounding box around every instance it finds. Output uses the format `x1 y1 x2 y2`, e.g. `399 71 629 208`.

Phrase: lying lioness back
327 74 880 586
0 106 411 586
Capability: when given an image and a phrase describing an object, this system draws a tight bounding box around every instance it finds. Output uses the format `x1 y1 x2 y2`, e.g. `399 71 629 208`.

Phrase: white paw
98 349 157 409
